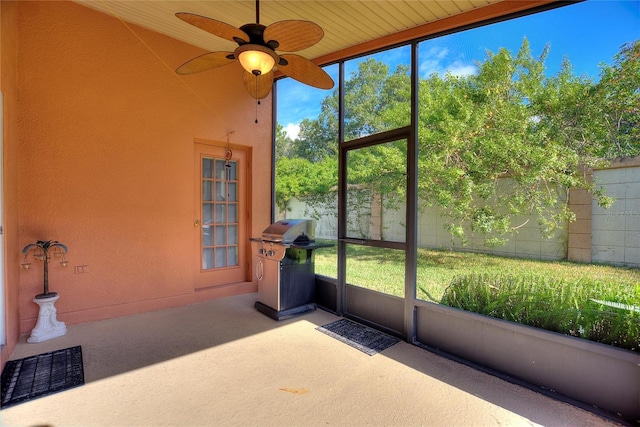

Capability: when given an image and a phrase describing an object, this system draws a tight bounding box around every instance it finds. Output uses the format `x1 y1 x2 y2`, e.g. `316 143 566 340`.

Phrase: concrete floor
1 293 621 426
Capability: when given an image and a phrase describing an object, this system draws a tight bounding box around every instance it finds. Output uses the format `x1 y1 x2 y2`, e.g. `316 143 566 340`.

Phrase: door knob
194 220 200 227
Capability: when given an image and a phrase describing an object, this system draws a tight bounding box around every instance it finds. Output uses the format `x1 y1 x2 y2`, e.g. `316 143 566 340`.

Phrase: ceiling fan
175 0 335 100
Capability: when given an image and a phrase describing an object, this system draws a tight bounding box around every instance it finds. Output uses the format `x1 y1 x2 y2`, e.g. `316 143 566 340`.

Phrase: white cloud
419 59 443 77
419 46 477 78
447 62 477 77
284 123 300 140
419 46 449 77
427 46 450 60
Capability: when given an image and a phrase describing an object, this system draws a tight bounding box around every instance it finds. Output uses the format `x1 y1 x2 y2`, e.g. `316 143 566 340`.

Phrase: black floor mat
317 319 400 355
1 346 84 408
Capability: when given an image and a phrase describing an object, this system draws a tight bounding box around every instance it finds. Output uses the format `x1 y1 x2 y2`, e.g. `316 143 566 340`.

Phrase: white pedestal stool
28 293 67 343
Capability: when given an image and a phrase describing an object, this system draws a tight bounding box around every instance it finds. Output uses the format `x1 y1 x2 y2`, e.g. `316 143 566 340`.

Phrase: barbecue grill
251 219 327 320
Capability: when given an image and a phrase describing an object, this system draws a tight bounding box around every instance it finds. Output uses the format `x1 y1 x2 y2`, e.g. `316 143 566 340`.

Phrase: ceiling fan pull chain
255 100 259 124
254 75 259 123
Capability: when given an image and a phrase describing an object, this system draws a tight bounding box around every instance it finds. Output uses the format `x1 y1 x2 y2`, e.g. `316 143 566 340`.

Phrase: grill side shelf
289 242 334 250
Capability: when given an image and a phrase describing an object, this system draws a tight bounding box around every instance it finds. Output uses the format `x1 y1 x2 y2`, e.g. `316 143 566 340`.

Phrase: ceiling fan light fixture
235 44 278 75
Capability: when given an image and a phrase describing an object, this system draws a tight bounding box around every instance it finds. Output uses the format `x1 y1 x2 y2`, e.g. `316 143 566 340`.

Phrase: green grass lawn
314 241 640 302
314 241 639 351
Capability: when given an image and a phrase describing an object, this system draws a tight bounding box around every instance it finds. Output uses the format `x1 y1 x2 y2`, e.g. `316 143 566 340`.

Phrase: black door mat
316 319 400 356
1 345 84 408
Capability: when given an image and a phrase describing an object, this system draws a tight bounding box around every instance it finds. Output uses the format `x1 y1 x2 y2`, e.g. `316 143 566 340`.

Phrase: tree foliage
275 156 337 214
594 41 640 158
276 39 639 245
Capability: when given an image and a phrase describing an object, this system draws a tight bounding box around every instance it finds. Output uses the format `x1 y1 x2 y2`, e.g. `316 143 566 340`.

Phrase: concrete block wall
591 158 640 268
412 204 566 261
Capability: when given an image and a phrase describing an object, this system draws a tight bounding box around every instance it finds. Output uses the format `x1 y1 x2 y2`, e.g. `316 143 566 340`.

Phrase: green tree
593 40 640 158
275 156 337 215
344 59 392 138
415 39 615 245
274 95 339 212
292 115 337 162
276 39 638 246
275 123 295 160
276 58 407 212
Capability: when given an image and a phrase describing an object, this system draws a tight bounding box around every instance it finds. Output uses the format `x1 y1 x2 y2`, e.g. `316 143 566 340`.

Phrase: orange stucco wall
4 0 272 347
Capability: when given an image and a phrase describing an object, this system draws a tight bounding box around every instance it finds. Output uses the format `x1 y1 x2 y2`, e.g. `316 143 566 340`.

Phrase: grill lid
261 219 315 243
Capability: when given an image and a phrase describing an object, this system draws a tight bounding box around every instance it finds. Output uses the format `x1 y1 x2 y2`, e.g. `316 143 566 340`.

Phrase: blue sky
277 0 640 139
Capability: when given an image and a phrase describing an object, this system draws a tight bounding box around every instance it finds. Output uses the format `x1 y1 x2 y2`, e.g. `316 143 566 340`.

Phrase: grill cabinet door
257 255 281 310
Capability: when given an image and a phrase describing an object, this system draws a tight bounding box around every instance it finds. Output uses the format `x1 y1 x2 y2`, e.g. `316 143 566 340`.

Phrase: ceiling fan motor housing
237 23 279 50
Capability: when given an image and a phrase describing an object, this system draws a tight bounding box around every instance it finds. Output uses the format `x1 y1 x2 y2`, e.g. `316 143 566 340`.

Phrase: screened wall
276 1 639 353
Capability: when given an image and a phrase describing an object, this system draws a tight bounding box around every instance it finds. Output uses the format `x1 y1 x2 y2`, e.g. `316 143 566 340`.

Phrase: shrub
440 274 639 352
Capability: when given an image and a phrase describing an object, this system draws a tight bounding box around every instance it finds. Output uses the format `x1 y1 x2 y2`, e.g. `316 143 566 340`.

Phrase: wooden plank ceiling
74 0 520 64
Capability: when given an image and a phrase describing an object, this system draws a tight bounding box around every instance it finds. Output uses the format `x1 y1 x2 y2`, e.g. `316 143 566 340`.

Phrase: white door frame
1 91 6 346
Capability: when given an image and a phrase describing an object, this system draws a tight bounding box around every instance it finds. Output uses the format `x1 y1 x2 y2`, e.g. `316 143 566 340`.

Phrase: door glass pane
227 246 238 266
215 159 227 179
201 156 241 270
215 225 226 245
202 226 213 247
228 225 238 244
346 244 405 297
202 204 213 224
202 158 213 178
215 204 226 223
228 205 237 223
346 140 407 242
228 183 237 202
228 162 237 180
202 181 212 201
216 182 226 200
215 248 226 268
202 248 214 270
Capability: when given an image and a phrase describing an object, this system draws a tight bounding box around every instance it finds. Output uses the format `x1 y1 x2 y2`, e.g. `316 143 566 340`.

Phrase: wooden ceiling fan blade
242 70 274 99
278 54 334 90
263 20 324 52
176 52 235 75
176 12 249 44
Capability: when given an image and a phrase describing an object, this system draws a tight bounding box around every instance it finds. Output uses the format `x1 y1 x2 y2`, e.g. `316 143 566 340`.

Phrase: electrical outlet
74 265 89 274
